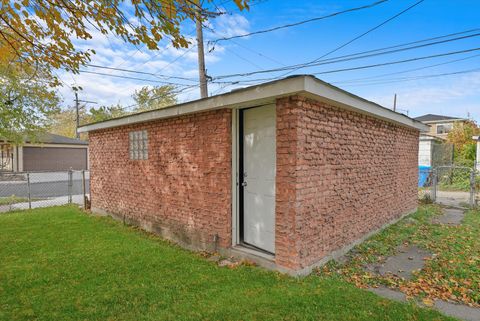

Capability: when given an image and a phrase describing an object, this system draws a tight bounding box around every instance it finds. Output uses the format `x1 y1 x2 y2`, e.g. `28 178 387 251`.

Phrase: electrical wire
205 24 285 67
210 0 390 43
154 45 197 76
78 70 195 86
120 84 200 111
211 46 480 85
84 64 197 82
212 29 480 80
338 67 480 87
334 53 480 84
280 0 426 77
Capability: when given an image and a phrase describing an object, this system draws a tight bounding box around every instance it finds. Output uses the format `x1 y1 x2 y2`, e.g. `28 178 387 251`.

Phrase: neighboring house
0 133 88 172
414 114 461 186
78 75 428 275
414 113 466 139
417 134 454 187
418 134 445 168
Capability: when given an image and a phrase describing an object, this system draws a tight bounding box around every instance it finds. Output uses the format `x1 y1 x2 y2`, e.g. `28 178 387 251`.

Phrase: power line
211 46 480 84
210 0 390 44
154 44 197 76
204 25 268 69
205 24 285 67
338 67 480 87
281 0 426 77
84 64 197 82
78 70 194 86
134 28 197 71
302 28 480 67
309 47 480 76
120 84 199 111
212 29 480 80
335 52 480 84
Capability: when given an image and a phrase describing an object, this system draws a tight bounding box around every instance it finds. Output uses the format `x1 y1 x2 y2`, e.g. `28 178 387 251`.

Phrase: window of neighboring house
129 130 148 160
436 123 453 134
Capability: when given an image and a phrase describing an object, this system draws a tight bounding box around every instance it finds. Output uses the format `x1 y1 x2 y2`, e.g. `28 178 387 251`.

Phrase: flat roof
78 75 429 133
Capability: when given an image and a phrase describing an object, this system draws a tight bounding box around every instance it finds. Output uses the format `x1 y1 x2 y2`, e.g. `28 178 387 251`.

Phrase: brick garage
79 75 428 275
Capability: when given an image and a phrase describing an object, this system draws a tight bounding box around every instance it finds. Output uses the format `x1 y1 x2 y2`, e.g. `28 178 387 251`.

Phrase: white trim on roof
78 76 429 133
420 119 466 124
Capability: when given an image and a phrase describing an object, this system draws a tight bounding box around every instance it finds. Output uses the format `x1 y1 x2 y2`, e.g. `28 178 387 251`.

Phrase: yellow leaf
422 298 434 306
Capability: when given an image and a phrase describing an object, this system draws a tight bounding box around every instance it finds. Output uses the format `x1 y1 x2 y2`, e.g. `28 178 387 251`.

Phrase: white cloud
354 72 480 120
210 14 250 38
56 12 252 108
370 72 480 108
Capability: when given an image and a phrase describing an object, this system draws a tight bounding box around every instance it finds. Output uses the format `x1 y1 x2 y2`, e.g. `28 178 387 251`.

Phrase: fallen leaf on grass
422 298 434 306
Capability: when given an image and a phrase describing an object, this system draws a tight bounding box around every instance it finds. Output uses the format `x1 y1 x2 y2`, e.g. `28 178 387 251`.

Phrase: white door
242 105 276 253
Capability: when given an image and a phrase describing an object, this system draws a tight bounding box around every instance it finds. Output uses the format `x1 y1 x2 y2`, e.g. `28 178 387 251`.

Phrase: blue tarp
418 165 431 187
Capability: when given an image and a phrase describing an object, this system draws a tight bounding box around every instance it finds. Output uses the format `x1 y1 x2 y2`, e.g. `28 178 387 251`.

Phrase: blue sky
60 0 480 121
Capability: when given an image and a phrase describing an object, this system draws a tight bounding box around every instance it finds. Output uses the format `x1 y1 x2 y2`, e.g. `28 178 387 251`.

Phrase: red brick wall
89 97 418 272
88 109 232 250
276 96 419 270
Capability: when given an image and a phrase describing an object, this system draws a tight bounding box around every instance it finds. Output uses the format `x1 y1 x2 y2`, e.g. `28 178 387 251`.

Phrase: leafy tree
89 104 126 122
49 104 127 138
447 120 480 164
132 85 177 111
49 107 85 139
0 45 61 143
1 1 248 143
49 85 179 139
0 0 249 76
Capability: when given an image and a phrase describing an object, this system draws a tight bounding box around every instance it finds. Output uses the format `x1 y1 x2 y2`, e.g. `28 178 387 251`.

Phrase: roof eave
420 118 466 124
78 75 428 133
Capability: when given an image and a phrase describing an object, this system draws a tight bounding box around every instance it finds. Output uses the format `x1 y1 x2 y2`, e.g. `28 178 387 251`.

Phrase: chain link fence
418 166 476 208
0 170 89 213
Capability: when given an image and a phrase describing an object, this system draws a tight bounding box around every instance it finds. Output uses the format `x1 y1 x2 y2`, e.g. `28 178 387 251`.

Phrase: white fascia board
78 75 428 133
22 143 89 149
422 119 466 124
419 134 444 142
78 76 305 133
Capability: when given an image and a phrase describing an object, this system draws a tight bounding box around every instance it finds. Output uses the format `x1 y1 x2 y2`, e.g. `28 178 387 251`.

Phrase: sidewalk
0 194 86 213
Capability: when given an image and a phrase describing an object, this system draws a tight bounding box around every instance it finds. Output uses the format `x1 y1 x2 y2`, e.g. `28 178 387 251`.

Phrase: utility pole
73 89 97 139
75 92 80 139
195 8 208 98
393 93 397 112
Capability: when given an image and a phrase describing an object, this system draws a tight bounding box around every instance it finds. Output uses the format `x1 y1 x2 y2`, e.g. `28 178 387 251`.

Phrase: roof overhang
421 119 466 124
78 75 429 133
420 134 445 142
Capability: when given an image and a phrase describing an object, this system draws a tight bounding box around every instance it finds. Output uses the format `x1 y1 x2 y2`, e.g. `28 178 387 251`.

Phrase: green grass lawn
0 206 453 321
320 205 480 307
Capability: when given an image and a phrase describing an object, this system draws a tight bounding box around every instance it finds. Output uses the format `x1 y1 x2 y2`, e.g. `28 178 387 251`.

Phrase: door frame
231 104 276 253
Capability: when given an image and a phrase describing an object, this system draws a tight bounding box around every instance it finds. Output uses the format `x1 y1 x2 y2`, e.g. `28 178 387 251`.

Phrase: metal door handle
241 181 247 187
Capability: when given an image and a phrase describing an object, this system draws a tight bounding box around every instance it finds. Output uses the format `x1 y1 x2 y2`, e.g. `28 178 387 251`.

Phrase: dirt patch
365 245 432 280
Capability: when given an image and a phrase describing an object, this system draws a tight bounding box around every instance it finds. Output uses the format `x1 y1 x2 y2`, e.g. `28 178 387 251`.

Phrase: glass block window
129 130 148 160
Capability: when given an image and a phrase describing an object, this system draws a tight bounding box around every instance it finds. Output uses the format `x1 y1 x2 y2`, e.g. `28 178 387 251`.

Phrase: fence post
68 170 73 204
431 169 437 203
470 169 475 208
82 170 86 210
26 173 32 209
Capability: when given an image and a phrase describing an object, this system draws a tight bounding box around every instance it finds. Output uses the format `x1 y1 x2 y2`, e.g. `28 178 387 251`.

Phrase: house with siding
78 75 428 275
414 113 466 139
